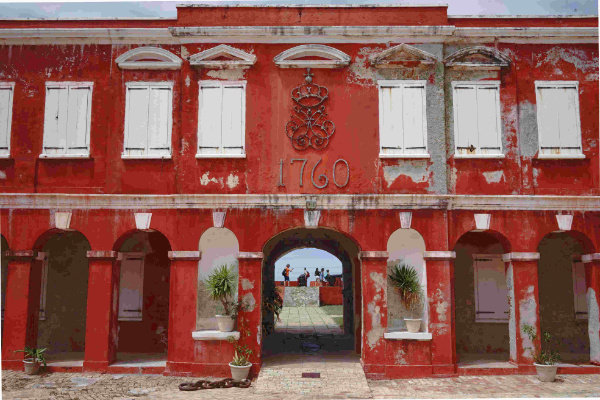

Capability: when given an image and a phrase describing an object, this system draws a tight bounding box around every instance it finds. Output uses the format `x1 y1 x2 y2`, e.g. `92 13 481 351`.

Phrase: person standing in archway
314 267 321 285
283 264 293 286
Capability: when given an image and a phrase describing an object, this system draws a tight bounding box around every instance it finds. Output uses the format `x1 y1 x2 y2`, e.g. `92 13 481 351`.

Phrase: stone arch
453 230 512 364
386 228 428 332
274 44 351 68
112 229 172 354
261 226 362 353
197 227 240 331
537 230 595 364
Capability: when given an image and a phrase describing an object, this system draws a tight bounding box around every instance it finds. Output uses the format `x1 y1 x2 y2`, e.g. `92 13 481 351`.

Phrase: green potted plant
227 318 253 382
14 347 47 375
389 263 424 333
205 264 238 332
522 324 561 382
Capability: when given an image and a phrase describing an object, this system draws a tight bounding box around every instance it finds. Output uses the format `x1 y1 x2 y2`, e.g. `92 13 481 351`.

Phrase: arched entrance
261 227 361 355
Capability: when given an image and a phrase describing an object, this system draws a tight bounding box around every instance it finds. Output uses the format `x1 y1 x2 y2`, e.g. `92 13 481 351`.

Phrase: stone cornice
359 251 389 259
1 194 599 212
1 25 595 45
168 251 201 261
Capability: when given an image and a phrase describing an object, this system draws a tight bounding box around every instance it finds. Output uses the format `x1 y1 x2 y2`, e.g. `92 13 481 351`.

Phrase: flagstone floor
275 306 344 335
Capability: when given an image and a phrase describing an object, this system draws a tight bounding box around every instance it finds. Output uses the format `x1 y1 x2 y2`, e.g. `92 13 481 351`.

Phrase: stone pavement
277 306 343 335
3 368 600 399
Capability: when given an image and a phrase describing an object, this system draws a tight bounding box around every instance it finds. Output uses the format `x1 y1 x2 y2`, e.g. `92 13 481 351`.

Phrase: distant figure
321 268 325 281
324 269 330 286
283 264 293 286
314 267 321 282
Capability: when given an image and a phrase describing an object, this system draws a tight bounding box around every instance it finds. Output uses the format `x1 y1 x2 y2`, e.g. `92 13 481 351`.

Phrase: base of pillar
1 360 23 370
82 360 110 371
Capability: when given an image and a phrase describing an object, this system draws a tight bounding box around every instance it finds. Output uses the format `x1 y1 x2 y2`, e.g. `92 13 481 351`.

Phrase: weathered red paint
319 287 343 306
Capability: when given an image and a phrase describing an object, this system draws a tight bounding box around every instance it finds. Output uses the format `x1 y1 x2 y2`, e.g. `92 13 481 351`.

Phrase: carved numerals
278 158 349 189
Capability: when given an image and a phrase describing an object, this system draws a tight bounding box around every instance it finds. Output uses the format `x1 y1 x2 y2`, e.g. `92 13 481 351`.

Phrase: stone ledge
384 331 432 341
192 330 240 341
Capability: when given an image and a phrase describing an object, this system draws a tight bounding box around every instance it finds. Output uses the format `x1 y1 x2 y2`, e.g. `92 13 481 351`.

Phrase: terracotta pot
404 318 421 333
23 358 40 375
533 363 558 382
229 362 251 382
216 315 235 332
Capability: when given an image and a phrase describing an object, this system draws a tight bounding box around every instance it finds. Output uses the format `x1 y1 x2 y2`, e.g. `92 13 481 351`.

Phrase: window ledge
121 155 172 160
40 154 91 159
384 331 432 341
0 154 11 159
192 330 240 341
536 154 585 160
475 319 510 324
454 154 505 159
196 154 246 159
379 153 430 159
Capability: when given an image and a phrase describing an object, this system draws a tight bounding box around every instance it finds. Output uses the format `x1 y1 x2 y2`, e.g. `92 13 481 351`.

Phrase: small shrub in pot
389 263 424 333
522 324 561 382
205 264 238 332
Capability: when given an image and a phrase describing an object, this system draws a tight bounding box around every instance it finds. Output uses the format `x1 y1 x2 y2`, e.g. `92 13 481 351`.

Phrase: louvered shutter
474 256 509 322
453 86 478 155
118 253 144 321
0 85 14 156
66 86 91 155
147 86 172 157
476 86 502 155
43 87 68 155
402 84 427 155
221 85 244 155
198 85 223 154
124 86 149 156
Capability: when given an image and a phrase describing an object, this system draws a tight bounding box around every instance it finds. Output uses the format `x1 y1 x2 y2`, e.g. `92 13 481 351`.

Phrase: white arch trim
189 44 257 69
444 46 511 70
116 46 182 70
274 44 351 68
369 43 437 68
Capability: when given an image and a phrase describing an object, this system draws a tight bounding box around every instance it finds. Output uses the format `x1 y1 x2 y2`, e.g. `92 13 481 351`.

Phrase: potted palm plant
522 324 561 382
14 347 47 375
205 264 238 332
389 263 424 333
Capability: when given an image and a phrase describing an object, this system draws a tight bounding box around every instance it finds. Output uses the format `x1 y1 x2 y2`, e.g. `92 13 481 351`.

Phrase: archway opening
262 228 361 357
113 230 171 365
454 231 511 367
538 231 593 364
34 230 91 364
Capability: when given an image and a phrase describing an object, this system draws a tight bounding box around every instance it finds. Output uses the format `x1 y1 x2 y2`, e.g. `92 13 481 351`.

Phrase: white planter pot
405 318 422 333
229 362 251 382
216 315 235 332
534 363 558 382
23 358 40 375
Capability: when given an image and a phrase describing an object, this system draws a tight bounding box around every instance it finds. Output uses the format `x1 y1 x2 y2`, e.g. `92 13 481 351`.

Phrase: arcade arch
261 227 361 354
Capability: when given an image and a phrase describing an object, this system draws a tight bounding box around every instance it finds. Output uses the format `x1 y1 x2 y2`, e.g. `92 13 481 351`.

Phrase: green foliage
228 318 253 367
205 264 238 315
389 263 424 316
14 347 47 368
262 283 284 335
522 324 561 365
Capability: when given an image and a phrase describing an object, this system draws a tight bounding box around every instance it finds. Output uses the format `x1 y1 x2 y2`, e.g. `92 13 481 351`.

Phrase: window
452 81 502 157
197 81 246 157
535 81 583 158
572 261 587 320
42 82 93 157
123 82 173 158
473 254 509 323
118 253 144 321
377 80 428 158
0 82 14 158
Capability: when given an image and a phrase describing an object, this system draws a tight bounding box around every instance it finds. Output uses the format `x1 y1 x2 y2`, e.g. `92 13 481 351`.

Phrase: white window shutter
66 87 90 155
0 85 13 156
557 87 581 155
379 86 402 154
198 85 223 154
147 87 171 156
402 85 426 155
221 85 244 154
537 87 563 155
572 261 587 320
454 86 478 155
118 254 144 321
474 257 508 322
125 87 149 156
477 86 502 155
43 87 68 155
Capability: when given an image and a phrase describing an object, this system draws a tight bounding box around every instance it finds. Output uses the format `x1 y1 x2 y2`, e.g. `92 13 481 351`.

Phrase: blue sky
0 0 597 19
274 248 342 283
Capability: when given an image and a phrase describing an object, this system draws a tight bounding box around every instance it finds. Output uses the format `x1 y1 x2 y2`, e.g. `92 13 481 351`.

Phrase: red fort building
0 3 599 379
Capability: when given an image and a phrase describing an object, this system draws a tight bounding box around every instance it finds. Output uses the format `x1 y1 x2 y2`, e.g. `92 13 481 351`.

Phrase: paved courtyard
276 306 344 335
3 364 600 399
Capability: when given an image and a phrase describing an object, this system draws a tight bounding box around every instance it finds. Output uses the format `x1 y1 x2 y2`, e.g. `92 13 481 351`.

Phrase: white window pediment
274 44 351 69
189 44 256 69
370 44 437 68
444 46 511 70
116 46 182 70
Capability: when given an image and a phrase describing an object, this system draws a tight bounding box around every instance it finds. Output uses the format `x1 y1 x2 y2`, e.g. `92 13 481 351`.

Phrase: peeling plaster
435 288 448 322
367 301 384 349
241 278 254 290
370 271 385 293
185 75 191 87
587 288 600 363
483 170 504 184
0 171 6 179
394 347 408 365
180 46 189 59
226 174 240 189
518 101 539 158
242 292 256 312
200 172 218 185
383 162 429 186
535 48 599 75
507 264 517 362
518 286 538 360
207 68 248 80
